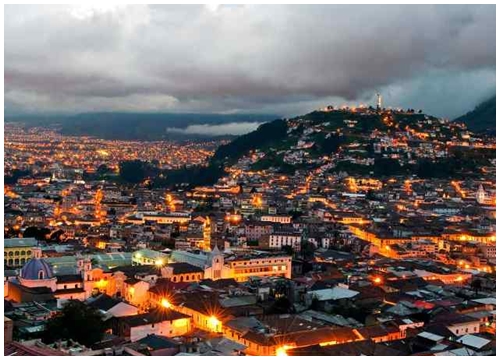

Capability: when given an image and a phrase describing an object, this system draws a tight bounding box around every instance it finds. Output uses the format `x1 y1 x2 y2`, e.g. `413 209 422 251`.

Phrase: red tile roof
4 341 66 356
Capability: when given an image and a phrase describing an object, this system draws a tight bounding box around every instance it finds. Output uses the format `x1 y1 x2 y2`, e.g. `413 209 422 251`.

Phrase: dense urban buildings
3 3 496 357
4 101 496 356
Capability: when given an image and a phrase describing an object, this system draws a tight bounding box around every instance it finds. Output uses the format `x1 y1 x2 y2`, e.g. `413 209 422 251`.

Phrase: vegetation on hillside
213 119 288 163
454 96 495 133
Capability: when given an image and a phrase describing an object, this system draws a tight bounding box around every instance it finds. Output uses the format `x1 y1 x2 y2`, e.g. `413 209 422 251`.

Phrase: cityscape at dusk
3 4 497 357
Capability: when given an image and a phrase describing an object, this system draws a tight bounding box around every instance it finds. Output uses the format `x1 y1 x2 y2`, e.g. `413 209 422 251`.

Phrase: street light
161 298 172 309
276 345 291 356
208 316 220 332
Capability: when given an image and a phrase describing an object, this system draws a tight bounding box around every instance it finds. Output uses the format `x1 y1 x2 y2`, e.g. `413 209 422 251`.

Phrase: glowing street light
276 345 291 356
161 298 172 309
208 315 220 332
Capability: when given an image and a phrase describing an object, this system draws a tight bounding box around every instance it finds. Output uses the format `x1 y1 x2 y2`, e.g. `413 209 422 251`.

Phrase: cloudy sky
5 4 496 119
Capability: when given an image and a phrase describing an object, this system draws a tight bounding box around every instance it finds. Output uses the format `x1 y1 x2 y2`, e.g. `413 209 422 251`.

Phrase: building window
38 270 44 279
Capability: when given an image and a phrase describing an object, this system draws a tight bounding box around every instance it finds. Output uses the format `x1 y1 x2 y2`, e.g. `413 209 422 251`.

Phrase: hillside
209 107 495 181
212 119 288 163
78 106 495 188
454 96 496 134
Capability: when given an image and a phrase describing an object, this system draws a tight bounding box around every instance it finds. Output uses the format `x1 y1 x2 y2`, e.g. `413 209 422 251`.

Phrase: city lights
208 316 220 332
161 298 172 309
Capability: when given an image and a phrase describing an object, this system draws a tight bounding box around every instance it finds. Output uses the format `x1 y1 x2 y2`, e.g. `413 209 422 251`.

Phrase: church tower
78 256 94 296
208 244 224 280
203 216 212 251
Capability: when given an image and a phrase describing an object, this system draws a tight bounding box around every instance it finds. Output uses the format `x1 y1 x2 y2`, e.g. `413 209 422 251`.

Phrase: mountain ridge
454 96 495 134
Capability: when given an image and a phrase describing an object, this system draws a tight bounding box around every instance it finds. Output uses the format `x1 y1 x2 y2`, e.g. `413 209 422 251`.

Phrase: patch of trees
314 134 347 155
373 158 408 177
117 160 226 188
155 163 226 188
213 119 288 163
416 148 494 179
119 160 159 183
23 226 64 242
23 227 51 241
5 169 31 185
334 148 494 179
454 95 495 133
42 300 106 347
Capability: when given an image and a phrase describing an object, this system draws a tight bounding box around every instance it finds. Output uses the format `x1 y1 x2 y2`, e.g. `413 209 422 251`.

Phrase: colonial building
5 249 111 305
171 246 292 282
5 238 38 268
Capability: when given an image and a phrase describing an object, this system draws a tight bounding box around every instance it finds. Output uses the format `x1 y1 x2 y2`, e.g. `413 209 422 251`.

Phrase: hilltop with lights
211 97 495 182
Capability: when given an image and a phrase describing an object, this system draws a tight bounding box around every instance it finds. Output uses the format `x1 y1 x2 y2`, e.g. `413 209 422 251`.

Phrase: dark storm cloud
4 4 496 117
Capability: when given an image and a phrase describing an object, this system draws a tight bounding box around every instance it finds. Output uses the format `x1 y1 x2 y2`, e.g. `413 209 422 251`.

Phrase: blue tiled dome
20 258 54 280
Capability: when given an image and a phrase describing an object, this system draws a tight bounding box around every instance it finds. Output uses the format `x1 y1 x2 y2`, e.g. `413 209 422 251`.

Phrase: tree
288 210 303 221
471 278 482 295
281 245 294 256
300 241 316 261
269 296 294 314
4 169 31 185
4 227 20 239
96 164 110 175
49 229 65 243
119 160 158 183
42 300 106 347
310 294 321 311
23 227 50 241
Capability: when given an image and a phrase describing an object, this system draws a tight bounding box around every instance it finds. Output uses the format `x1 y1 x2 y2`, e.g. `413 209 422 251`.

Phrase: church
5 247 109 305
171 245 292 282
170 245 228 280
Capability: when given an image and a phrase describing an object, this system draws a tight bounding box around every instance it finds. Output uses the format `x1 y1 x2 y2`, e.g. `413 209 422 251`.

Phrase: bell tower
209 245 224 280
